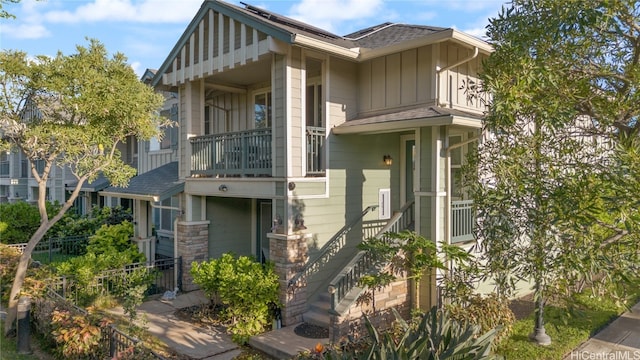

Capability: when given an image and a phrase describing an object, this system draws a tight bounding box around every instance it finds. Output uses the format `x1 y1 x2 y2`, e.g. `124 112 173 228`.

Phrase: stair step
303 308 330 328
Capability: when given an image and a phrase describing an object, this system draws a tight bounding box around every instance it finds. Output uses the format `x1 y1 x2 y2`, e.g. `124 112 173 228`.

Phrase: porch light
294 214 307 231
10 178 18 185
383 155 393 166
218 184 228 192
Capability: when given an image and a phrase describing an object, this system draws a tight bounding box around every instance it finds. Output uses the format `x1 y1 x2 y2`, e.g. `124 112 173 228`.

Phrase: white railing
451 200 474 243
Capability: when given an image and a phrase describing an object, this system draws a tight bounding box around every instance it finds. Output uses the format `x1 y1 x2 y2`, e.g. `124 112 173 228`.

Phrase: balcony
190 127 326 177
451 200 474 243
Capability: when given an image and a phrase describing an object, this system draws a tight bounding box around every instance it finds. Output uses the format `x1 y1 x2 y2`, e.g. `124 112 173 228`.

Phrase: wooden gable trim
152 0 293 88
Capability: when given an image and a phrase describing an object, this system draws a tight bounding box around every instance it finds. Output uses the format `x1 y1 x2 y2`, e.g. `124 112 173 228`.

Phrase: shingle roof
345 23 448 49
66 173 110 192
101 162 183 201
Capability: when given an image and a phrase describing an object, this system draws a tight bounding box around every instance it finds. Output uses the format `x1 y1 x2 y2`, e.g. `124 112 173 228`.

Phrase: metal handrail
328 200 415 314
287 205 378 290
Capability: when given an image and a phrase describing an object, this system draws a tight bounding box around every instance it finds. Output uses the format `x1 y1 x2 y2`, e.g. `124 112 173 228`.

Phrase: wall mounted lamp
294 214 307 231
218 184 228 192
383 155 393 166
272 214 283 232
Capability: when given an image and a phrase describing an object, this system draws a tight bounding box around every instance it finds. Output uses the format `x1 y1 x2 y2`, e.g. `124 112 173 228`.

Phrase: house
102 0 491 340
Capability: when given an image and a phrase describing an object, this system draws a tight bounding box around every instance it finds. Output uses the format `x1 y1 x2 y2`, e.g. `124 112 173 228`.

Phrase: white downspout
435 47 479 108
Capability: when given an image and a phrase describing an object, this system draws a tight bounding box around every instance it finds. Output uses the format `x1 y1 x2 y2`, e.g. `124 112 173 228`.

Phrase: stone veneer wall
177 221 210 292
268 232 309 326
329 278 410 343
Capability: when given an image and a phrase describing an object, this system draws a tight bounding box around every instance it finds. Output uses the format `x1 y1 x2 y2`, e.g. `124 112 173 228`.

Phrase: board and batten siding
358 45 435 115
327 57 358 127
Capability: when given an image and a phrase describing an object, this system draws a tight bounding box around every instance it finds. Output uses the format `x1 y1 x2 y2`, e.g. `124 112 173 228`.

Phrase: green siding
206 197 252 258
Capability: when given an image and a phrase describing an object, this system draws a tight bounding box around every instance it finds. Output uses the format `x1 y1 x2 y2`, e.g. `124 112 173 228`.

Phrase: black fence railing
48 257 183 301
8 235 89 264
41 287 167 359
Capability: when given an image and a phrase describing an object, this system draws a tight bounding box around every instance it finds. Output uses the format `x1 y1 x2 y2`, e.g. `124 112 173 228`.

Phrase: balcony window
254 90 271 129
306 82 323 127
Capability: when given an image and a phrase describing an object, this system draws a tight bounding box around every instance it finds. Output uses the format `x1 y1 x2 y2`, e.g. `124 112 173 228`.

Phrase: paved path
109 290 242 360
564 300 640 360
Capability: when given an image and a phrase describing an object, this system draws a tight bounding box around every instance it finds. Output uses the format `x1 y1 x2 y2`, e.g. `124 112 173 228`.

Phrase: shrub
50 308 104 359
446 293 515 345
296 307 500 359
191 253 280 344
55 221 150 310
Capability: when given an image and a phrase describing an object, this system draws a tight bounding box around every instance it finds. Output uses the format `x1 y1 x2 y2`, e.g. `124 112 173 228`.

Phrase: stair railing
287 205 378 291
328 200 415 314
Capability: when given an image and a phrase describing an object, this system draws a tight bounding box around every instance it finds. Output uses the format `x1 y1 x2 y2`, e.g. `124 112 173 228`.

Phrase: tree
467 0 640 345
0 40 166 334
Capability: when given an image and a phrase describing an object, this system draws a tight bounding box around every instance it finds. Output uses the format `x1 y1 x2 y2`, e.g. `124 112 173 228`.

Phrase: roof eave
292 34 360 59
332 114 482 135
358 29 493 61
99 191 159 203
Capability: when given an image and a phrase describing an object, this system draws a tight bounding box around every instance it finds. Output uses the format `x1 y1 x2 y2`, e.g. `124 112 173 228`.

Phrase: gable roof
152 0 491 87
99 162 183 202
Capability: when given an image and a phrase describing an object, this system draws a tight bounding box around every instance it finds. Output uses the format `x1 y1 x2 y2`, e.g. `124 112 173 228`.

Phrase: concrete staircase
302 291 331 328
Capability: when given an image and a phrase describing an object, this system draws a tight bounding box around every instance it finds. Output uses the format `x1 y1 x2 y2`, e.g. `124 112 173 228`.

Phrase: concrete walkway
564 300 640 359
109 290 242 360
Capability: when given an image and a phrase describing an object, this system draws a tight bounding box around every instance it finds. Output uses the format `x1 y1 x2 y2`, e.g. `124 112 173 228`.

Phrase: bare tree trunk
4 225 48 335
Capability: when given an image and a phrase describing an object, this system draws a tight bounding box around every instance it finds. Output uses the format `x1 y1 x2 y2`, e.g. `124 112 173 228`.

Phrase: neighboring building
101 0 491 340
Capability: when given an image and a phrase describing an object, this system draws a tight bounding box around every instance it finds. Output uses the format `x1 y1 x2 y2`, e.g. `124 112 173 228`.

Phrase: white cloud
424 0 507 12
286 0 384 33
1 23 51 39
44 0 202 24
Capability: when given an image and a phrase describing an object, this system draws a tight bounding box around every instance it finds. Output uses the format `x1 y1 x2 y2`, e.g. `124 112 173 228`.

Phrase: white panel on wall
379 188 391 220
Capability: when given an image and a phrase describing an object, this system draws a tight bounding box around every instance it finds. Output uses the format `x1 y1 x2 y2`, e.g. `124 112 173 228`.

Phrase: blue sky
1 0 508 77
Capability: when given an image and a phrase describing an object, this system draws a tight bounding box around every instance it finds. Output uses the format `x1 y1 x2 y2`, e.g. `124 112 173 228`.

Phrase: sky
1 0 509 77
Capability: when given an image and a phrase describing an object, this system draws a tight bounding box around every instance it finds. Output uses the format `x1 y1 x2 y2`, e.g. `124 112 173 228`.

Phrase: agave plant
360 307 500 360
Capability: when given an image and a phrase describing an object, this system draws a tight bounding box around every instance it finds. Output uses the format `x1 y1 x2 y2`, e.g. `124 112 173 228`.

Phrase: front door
257 200 272 263
401 136 416 205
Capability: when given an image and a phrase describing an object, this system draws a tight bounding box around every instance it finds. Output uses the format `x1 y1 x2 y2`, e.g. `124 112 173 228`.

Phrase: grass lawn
497 289 640 359
0 321 45 360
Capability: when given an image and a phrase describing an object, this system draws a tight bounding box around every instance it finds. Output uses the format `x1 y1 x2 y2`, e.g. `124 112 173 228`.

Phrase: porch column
177 220 210 292
268 232 310 326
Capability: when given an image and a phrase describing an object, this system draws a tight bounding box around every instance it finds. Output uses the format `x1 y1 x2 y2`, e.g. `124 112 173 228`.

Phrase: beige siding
290 48 303 177
273 54 287 177
359 45 437 114
328 57 358 126
437 42 487 112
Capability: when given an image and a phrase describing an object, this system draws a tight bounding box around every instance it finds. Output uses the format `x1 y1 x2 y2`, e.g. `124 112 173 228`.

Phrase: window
254 90 271 128
154 196 179 232
306 82 323 127
150 104 178 151
449 135 463 199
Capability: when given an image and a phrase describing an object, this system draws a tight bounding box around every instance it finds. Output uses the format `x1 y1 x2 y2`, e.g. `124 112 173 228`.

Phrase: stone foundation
269 232 309 326
329 278 411 343
177 221 210 292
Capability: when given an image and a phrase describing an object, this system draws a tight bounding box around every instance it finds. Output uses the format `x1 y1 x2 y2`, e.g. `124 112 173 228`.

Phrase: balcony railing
306 127 325 175
190 126 326 177
451 200 474 243
190 129 272 177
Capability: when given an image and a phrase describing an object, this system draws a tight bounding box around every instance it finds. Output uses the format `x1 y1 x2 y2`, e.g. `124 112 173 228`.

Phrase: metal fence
7 235 89 264
48 257 182 301
41 287 167 359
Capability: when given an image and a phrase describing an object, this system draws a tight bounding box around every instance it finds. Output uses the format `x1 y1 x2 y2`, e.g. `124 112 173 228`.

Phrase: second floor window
306 82 323 127
254 90 272 129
